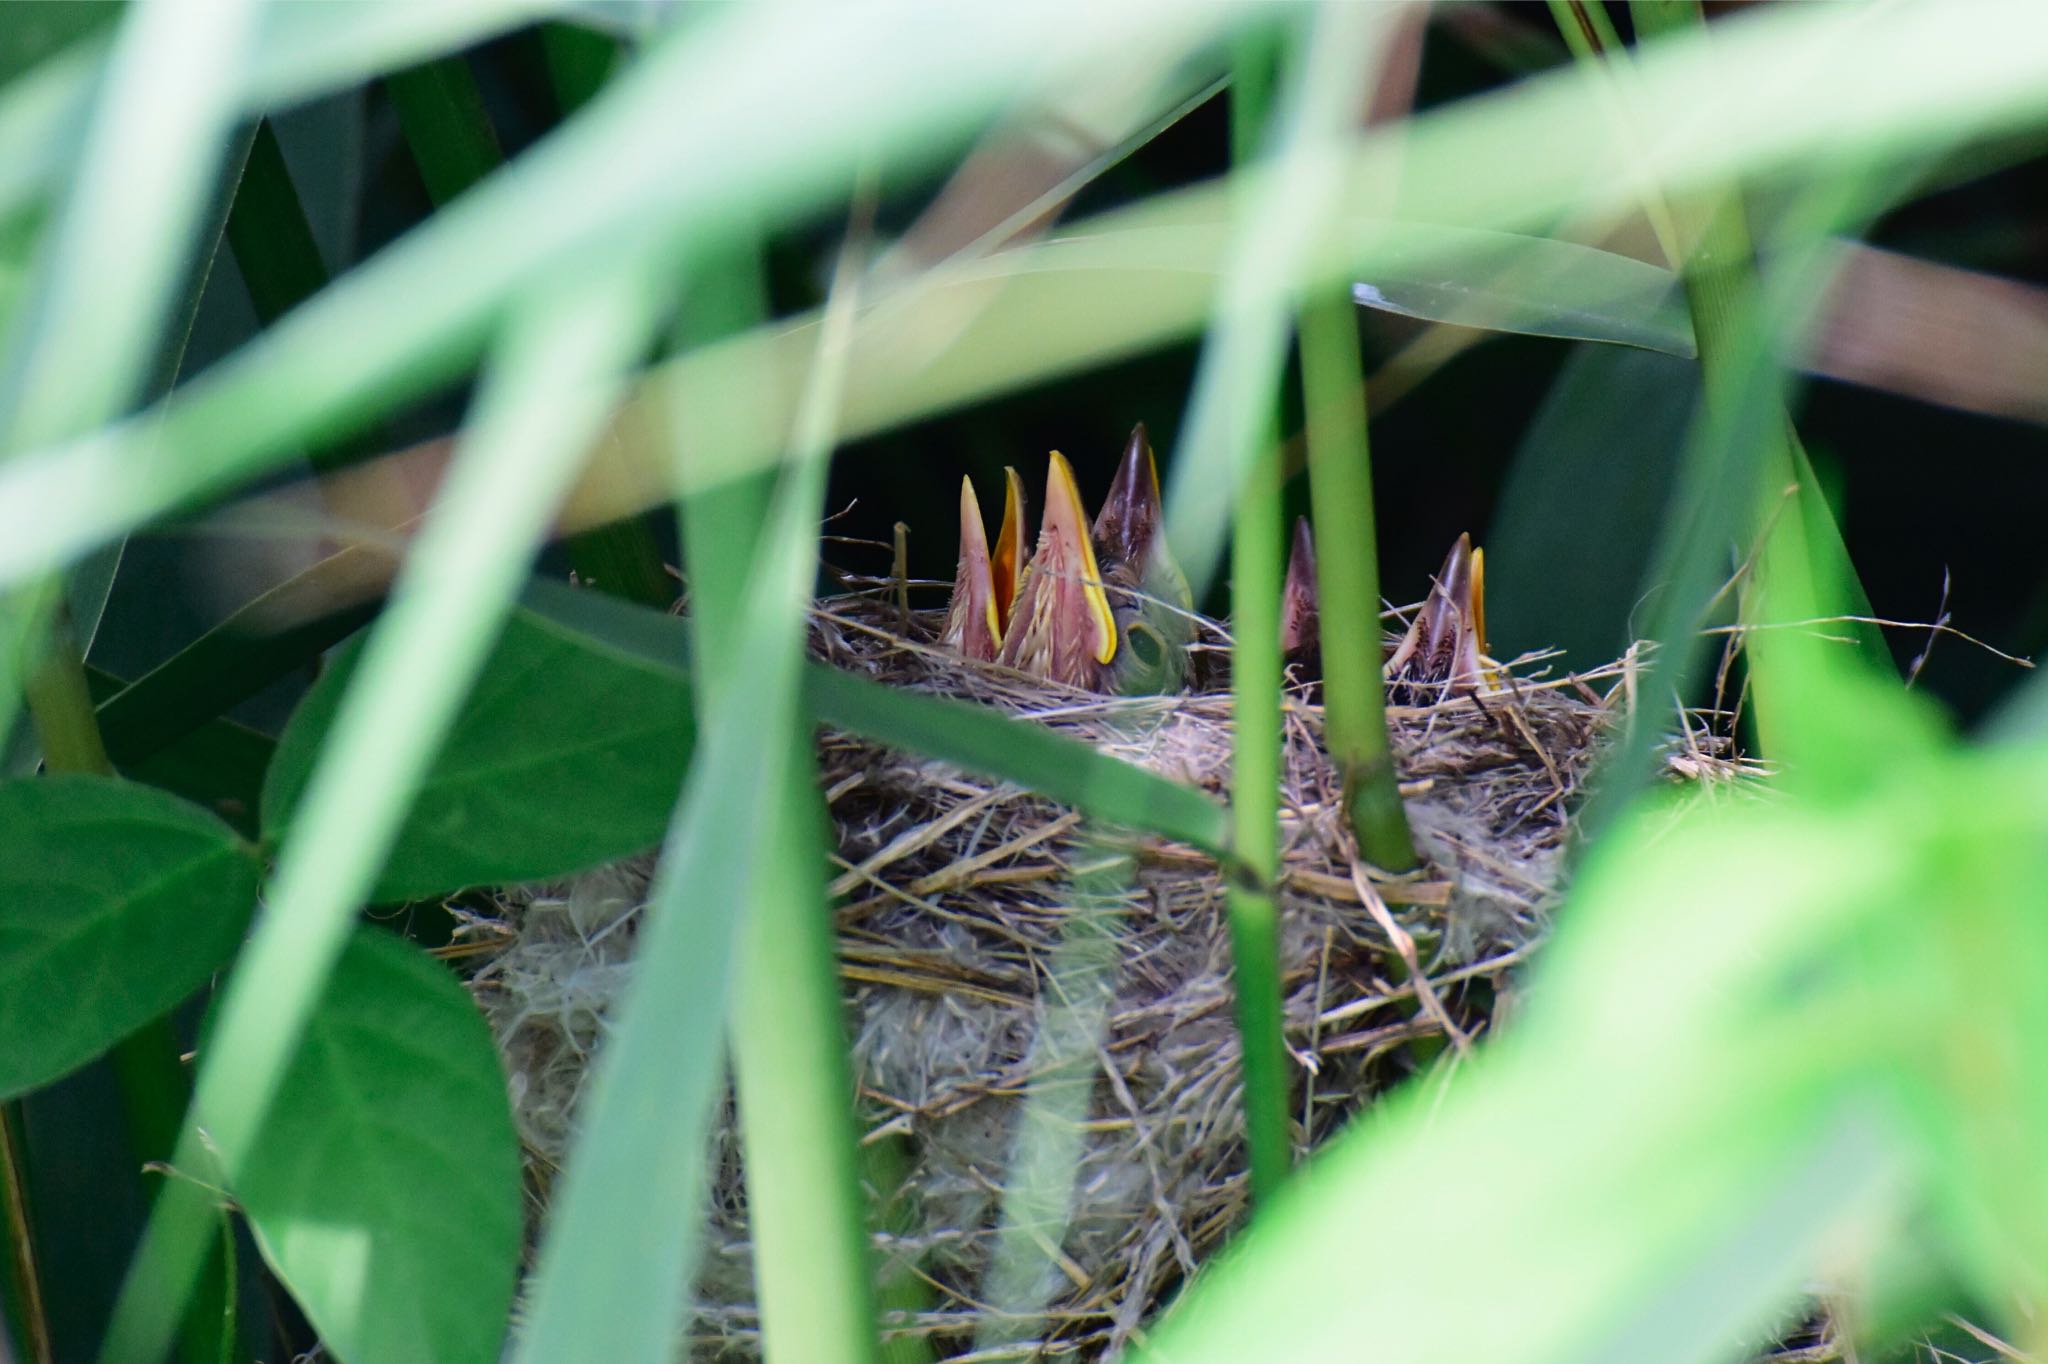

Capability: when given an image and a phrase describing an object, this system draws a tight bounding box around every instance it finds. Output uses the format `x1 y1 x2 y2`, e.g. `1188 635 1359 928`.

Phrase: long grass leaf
510 221 865 1364
0 2 1244 585
518 577 1232 857
96 252 666 1364
0 0 256 456
674 230 877 1364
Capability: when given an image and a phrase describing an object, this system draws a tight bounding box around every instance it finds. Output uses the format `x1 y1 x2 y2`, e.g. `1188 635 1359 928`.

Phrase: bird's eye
1124 619 1165 670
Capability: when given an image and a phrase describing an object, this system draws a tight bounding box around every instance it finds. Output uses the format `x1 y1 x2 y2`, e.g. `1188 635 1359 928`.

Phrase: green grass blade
806 665 1231 858
514 580 1236 857
972 835 1132 1356
0 35 101 228
96 254 666 1364
1130 779 1923 1363
1348 229 1692 356
240 1 582 110
0 2 1245 587
510 225 865 1364
0 0 256 456
674 229 877 1364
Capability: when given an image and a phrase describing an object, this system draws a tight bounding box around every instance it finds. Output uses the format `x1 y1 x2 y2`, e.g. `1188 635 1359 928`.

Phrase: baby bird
1283 520 1491 701
945 425 1192 693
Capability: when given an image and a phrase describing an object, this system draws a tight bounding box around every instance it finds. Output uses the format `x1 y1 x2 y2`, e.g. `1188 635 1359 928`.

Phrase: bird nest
459 591 1747 1361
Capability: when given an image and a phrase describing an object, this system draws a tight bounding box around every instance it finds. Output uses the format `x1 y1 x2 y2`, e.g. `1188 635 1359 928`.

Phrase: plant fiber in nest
463 593 1721 1360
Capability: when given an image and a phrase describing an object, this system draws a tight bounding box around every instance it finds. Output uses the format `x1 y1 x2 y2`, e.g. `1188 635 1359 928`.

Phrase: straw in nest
461 592 1751 1361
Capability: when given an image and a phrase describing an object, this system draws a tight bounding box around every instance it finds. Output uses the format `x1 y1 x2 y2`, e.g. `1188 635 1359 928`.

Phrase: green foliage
1 3 2045 1363
0 776 258 1101
262 610 696 901
231 926 522 1364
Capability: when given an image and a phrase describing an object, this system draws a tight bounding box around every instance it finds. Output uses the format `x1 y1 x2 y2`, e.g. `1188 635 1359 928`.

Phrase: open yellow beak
996 450 1117 684
992 465 1026 635
1043 449 1117 666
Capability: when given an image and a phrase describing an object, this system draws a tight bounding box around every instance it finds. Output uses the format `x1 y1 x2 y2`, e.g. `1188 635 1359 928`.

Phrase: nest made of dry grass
461 587 1751 1362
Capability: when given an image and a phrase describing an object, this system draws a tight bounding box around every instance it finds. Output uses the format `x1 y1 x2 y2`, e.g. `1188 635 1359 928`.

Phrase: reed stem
1299 294 1418 873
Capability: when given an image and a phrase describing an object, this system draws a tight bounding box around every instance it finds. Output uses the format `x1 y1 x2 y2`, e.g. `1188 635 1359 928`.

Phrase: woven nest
461 589 1748 1361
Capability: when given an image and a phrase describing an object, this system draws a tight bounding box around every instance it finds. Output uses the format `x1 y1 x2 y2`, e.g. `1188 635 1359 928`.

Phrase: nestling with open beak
1281 522 1491 700
944 427 1487 699
947 425 1193 693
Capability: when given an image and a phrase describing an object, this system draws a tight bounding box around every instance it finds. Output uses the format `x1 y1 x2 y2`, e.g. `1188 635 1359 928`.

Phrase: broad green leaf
231 926 521 1364
520 577 1233 857
1350 226 1693 357
0 775 259 1100
260 606 696 900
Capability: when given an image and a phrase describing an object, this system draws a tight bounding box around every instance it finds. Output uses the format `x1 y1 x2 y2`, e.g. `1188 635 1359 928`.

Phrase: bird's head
940 465 1026 662
945 425 1191 692
1274 520 1490 699
1386 531 1489 700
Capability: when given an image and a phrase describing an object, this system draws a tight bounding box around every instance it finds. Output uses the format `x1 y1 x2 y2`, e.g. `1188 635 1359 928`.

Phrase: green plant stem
1568 0 1890 833
1226 408 1291 1206
1218 30 1295 1208
1299 293 1417 872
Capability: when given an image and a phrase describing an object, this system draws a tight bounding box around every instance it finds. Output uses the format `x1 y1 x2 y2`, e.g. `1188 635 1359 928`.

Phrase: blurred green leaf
0 0 256 456
240 0 583 109
510 208 867 1364
230 926 521 1364
0 775 259 1101
521 578 1233 857
0 28 100 223
0 1 1246 585
1486 342 1698 669
0 2 115 87
1134 781 1923 1364
1350 226 1693 357
261 606 696 900
87 665 273 838
386 55 504 206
